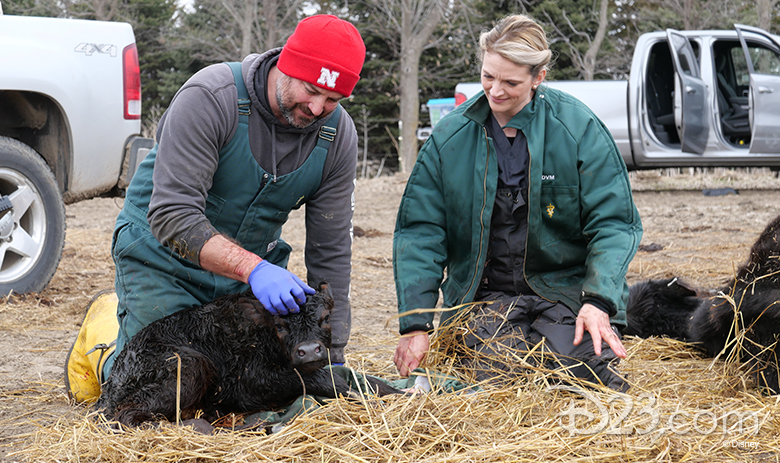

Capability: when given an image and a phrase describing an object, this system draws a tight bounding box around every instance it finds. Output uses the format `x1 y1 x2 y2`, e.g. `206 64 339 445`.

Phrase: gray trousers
457 294 628 391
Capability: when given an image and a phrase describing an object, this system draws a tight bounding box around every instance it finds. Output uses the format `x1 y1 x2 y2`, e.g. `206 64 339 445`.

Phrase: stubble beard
275 76 318 129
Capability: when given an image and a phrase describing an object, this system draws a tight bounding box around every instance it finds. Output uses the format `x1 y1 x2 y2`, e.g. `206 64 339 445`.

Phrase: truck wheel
0 137 66 296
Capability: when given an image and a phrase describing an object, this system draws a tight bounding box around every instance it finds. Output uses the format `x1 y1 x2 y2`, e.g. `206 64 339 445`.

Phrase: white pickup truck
0 14 154 295
455 25 780 171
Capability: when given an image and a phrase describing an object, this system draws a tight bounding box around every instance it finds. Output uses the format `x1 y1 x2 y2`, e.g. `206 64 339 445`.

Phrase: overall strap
226 62 251 122
227 60 340 147
317 105 342 151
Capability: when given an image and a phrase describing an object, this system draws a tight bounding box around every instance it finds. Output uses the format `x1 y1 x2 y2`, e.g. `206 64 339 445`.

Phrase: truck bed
545 80 631 161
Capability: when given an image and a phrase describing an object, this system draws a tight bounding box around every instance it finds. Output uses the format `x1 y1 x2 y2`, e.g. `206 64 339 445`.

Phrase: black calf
96 283 398 428
623 277 700 341
625 214 780 393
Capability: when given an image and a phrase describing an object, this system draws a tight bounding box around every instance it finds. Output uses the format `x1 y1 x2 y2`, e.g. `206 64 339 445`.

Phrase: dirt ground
1 168 779 461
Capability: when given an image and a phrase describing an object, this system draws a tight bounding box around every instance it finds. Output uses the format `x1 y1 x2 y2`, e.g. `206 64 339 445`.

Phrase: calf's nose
293 341 326 366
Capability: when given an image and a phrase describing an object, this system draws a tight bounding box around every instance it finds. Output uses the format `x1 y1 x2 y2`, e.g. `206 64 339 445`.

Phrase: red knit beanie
277 15 366 97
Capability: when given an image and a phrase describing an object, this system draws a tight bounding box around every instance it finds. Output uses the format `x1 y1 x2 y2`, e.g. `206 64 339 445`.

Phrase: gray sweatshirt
145 49 357 348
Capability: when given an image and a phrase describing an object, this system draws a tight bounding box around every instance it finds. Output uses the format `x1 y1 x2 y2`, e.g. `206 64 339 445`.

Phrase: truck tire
0 136 66 296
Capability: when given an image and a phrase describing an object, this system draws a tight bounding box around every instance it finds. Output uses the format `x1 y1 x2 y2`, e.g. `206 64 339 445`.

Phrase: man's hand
248 260 315 315
573 303 627 358
198 234 314 316
394 331 430 377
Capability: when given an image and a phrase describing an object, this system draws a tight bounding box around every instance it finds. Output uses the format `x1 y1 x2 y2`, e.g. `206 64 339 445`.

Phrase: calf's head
737 214 780 285
271 282 335 373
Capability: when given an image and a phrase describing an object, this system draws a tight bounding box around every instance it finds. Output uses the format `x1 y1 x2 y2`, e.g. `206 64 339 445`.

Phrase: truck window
732 47 751 91
710 39 780 147
713 41 749 145
645 41 679 146
744 42 780 77
669 36 701 76
645 38 702 148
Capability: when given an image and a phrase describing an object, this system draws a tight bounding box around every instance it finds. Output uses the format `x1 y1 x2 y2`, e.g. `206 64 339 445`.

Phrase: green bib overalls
103 62 341 378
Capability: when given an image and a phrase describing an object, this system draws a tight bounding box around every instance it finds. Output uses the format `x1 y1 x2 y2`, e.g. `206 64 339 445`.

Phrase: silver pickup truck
0 15 154 295
455 25 780 171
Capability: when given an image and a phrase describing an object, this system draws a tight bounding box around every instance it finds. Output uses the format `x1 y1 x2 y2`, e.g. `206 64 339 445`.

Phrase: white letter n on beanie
318 68 341 89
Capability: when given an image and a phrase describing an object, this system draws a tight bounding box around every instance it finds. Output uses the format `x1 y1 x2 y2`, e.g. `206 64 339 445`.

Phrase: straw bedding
14 334 780 462
4 169 780 462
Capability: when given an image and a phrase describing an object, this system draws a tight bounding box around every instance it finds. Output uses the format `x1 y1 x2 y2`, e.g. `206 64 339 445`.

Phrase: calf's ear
668 278 698 298
237 297 274 326
317 282 332 297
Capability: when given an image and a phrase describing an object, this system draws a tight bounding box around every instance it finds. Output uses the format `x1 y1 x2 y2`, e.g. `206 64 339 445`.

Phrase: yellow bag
64 290 119 403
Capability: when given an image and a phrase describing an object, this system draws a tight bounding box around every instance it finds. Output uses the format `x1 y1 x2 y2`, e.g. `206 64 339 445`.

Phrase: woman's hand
573 303 627 358
394 331 430 376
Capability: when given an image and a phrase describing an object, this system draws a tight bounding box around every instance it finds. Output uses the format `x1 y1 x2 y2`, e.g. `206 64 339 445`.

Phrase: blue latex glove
248 260 315 315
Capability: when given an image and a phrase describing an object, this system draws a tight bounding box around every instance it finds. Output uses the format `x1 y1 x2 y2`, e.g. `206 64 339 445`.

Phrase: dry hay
7 173 780 462
16 307 780 463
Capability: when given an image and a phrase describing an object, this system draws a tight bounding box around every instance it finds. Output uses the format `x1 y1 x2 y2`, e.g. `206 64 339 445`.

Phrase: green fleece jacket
393 86 642 334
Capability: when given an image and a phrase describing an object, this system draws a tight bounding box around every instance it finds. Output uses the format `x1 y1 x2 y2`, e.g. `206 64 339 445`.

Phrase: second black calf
625 214 780 393
97 283 397 427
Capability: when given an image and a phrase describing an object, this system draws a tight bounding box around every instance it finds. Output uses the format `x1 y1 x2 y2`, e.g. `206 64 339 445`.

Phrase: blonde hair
479 15 552 77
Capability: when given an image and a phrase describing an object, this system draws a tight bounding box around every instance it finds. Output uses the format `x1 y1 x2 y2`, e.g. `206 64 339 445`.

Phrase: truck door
735 24 780 154
666 30 709 154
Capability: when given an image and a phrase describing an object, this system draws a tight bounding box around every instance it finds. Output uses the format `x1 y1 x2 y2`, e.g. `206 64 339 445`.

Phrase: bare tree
355 105 382 178
85 0 120 21
257 0 307 51
583 0 609 80
756 0 778 32
13 0 121 20
214 0 258 58
361 0 475 172
544 0 610 80
639 0 741 31
397 0 445 172
179 0 304 62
